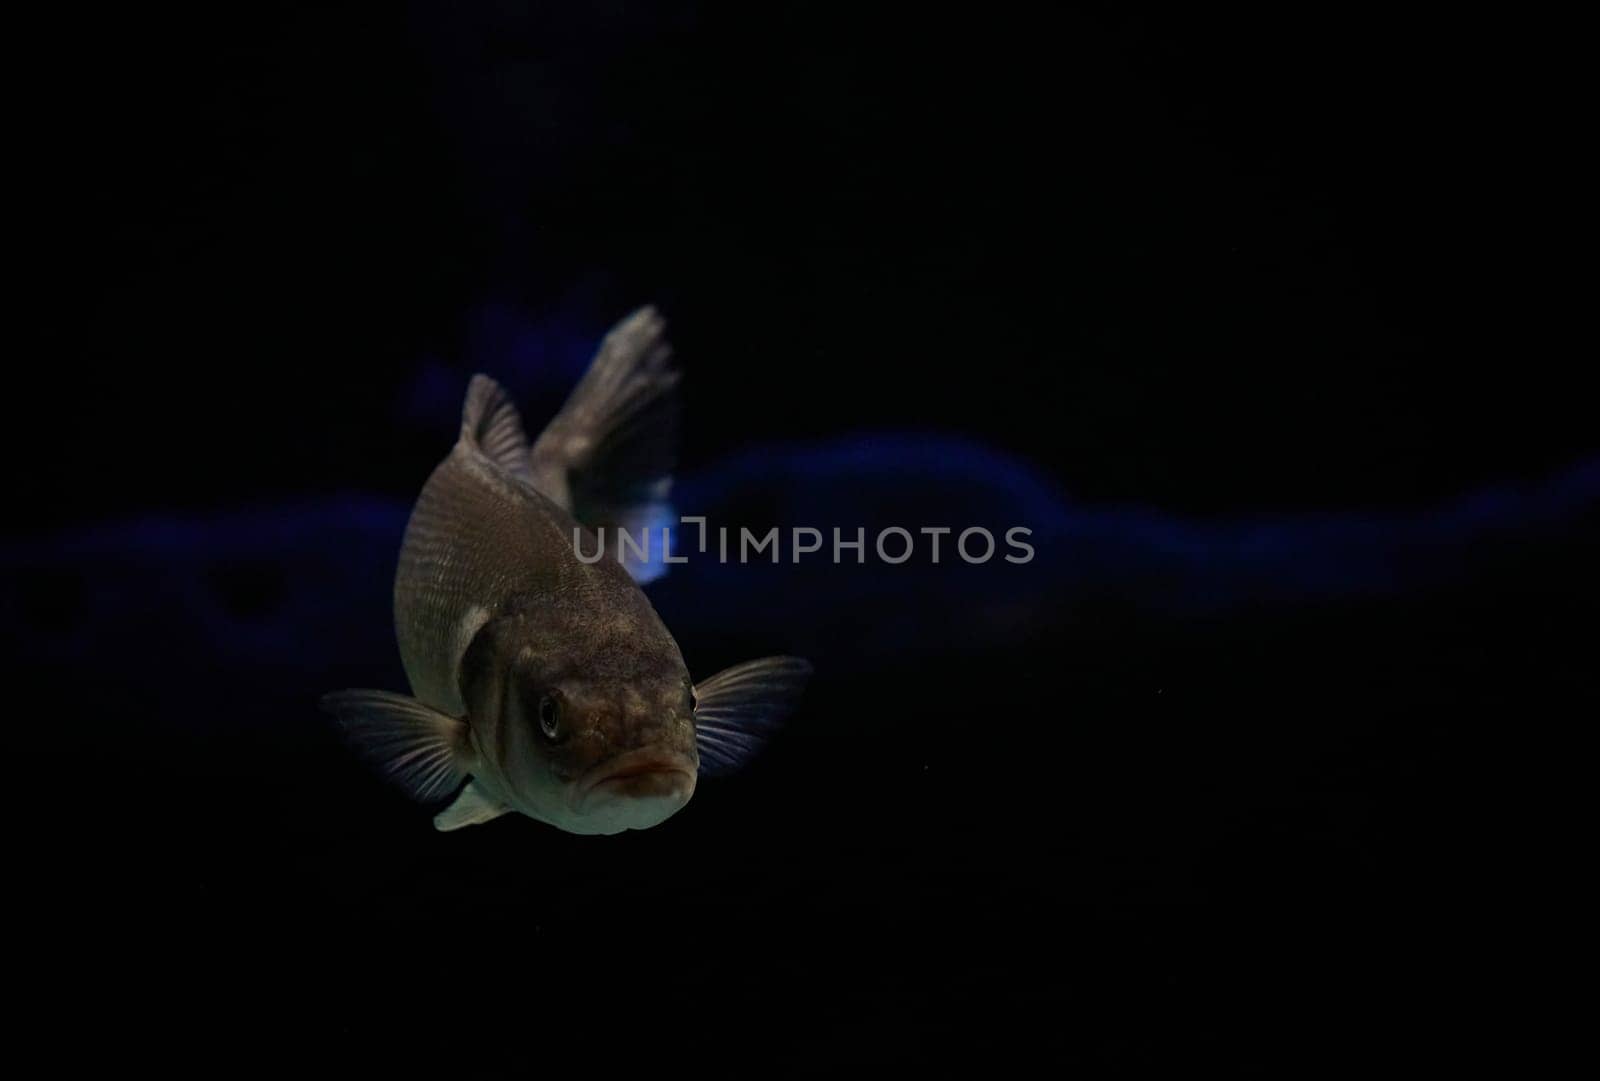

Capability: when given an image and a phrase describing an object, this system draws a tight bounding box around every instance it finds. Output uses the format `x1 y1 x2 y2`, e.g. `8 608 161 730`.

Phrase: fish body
323 307 810 834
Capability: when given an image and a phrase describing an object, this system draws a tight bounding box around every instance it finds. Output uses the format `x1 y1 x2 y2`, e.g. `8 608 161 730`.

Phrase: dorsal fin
460 374 536 484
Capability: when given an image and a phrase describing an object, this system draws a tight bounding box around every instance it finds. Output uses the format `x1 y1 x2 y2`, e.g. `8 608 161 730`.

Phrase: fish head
466 622 700 835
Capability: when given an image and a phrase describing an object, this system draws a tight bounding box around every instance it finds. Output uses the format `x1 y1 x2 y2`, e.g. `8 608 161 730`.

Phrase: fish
321 306 812 834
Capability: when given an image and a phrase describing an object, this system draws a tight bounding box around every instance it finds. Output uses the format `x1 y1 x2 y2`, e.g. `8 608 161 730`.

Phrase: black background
15 4 1591 1072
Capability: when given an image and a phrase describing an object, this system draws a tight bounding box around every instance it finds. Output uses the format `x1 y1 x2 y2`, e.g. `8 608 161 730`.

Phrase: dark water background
13 5 1592 1072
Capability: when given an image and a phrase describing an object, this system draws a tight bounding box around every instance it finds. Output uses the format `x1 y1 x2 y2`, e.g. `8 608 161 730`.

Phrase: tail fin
529 305 682 582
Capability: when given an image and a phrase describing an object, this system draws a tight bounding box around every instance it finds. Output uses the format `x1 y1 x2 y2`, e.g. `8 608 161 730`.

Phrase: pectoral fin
320 689 472 803
692 657 813 777
433 781 511 832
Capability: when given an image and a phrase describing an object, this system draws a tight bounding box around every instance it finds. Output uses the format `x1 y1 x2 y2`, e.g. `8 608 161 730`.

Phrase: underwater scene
15 5 1592 1072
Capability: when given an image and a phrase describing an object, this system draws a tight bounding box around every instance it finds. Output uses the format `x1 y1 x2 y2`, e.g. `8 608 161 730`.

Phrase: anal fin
434 782 511 832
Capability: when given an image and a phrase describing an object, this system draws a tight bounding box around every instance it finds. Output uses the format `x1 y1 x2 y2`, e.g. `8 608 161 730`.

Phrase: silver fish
322 306 811 834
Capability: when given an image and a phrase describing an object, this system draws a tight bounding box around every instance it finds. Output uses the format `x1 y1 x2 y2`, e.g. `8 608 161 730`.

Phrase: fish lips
572 747 698 816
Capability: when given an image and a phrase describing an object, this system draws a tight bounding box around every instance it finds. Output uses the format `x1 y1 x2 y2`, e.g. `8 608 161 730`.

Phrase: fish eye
537 694 561 740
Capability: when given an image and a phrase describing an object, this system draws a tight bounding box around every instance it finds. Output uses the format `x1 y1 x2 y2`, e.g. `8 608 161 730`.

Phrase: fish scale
322 306 812 834
394 436 643 715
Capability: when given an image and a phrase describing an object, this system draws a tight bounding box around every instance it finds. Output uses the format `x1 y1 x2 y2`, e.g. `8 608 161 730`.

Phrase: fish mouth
572 748 697 813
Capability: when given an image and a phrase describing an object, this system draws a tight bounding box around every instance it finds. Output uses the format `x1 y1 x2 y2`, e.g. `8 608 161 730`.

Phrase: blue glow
4 437 1595 681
